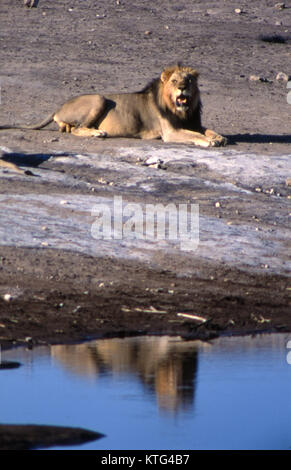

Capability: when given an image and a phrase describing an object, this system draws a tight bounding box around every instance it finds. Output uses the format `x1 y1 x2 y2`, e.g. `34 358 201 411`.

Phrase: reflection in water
51 336 199 413
1 333 290 449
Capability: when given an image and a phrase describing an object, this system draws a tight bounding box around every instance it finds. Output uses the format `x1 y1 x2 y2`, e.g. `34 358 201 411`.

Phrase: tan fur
0 66 227 171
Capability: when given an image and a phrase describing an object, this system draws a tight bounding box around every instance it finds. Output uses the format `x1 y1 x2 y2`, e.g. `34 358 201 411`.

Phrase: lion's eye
172 79 177 84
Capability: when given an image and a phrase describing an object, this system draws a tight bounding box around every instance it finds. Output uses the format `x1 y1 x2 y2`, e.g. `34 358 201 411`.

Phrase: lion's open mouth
176 94 189 109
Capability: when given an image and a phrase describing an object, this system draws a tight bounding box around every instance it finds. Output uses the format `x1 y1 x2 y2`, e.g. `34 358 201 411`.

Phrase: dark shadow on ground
0 152 72 169
226 134 291 146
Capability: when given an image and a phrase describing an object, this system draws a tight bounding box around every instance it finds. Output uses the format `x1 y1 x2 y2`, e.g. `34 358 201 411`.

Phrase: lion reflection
51 336 200 413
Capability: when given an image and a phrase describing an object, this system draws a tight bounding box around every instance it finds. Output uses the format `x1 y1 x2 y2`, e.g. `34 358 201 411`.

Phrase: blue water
1 334 291 450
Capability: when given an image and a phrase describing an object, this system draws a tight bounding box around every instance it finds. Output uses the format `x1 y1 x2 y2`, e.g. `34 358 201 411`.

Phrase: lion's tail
0 113 55 130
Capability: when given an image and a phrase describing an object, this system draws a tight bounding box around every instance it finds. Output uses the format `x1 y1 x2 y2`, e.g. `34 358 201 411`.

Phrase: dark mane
160 99 203 131
137 75 203 131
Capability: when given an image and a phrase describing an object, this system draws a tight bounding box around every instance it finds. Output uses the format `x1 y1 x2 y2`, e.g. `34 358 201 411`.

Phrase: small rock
249 75 271 83
2 294 12 302
144 31 152 35
145 156 164 167
249 75 261 81
286 177 291 186
24 0 39 7
215 202 220 208
274 2 285 9
235 8 242 14
276 71 290 82
97 178 108 185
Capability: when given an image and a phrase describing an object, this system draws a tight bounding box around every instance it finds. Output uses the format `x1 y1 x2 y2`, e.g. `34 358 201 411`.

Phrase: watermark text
91 196 199 252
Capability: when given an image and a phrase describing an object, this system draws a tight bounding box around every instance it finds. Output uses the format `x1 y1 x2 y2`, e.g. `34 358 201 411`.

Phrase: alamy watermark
91 196 199 252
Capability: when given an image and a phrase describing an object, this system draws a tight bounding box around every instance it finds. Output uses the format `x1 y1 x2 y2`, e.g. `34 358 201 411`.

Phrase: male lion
0 65 227 150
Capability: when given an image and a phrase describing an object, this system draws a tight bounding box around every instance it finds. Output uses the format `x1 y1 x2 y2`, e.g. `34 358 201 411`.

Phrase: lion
0 65 226 172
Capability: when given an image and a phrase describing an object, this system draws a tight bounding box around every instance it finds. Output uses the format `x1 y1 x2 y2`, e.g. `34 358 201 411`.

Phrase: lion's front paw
94 129 107 138
210 134 228 147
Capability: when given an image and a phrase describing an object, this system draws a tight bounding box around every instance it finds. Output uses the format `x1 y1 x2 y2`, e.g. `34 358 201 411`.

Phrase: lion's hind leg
54 117 106 137
53 94 107 138
54 118 72 134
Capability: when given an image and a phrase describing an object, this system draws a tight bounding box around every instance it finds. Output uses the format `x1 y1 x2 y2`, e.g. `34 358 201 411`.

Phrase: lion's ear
160 66 176 83
189 69 199 79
